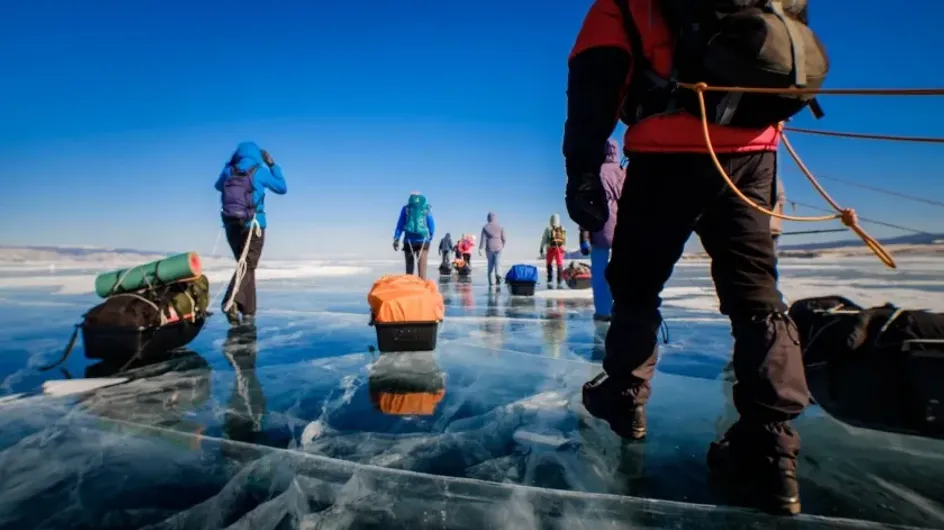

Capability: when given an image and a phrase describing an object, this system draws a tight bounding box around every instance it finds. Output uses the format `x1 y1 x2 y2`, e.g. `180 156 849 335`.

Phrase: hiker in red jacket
563 0 824 516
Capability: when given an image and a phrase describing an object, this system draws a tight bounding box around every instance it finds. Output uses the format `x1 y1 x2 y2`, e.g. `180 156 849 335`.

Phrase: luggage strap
38 323 81 372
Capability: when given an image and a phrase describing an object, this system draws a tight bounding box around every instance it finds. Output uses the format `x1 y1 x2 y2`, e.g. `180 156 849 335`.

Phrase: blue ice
0 250 943 529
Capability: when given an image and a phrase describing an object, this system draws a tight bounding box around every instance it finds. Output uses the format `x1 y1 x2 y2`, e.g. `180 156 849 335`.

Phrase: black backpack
615 0 829 129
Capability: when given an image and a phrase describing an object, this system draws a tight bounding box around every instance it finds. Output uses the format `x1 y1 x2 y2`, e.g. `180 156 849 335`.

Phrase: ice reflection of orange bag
368 351 446 416
370 388 446 416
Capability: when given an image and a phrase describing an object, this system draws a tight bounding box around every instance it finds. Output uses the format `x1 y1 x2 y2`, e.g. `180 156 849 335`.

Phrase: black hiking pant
404 241 430 279
224 222 265 316
604 151 809 455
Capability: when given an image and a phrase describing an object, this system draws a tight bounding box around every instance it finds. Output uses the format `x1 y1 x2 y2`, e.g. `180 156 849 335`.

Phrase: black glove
393 240 400 252
261 149 275 168
566 172 608 233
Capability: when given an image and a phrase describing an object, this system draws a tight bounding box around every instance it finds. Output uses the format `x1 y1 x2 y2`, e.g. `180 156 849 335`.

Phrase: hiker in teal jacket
393 192 436 279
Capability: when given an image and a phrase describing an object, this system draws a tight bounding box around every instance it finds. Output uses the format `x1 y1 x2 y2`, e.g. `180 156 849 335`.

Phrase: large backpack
221 162 259 223
84 275 211 329
404 195 431 240
551 226 566 247
615 0 829 129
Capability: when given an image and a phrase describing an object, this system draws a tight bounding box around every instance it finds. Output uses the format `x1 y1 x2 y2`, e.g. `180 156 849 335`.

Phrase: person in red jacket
563 0 810 516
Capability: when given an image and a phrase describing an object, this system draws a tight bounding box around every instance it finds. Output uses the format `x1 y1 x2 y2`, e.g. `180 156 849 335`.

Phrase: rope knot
840 208 858 227
693 82 709 93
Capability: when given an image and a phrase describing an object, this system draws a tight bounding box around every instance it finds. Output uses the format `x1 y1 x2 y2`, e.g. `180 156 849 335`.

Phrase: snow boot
582 372 647 440
707 424 801 516
224 306 241 327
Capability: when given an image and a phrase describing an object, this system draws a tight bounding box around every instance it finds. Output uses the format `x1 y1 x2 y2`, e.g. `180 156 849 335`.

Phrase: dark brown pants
224 223 265 316
404 241 430 279
605 151 809 429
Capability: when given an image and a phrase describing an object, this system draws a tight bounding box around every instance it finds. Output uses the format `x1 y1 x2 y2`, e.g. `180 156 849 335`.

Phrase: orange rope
784 127 944 144
677 83 944 97
689 82 897 269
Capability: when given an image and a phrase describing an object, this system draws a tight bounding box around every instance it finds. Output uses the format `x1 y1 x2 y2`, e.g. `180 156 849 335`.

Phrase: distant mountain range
777 232 944 251
4 232 943 264
0 244 162 256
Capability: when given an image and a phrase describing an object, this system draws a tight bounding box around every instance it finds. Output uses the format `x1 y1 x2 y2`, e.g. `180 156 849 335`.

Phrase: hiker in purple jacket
588 139 625 321
478 212 507 286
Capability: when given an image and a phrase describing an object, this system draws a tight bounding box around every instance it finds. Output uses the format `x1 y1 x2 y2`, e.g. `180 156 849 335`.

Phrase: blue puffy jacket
214 141 287 229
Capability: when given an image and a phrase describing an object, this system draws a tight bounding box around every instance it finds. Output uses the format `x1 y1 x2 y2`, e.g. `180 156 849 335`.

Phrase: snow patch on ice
659 276 944 313
0 264 370 295
301 420 327 444
533 289 593 300
42 378 129 397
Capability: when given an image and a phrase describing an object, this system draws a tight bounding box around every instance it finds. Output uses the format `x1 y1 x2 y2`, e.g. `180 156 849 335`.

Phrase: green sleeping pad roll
94 252 203 298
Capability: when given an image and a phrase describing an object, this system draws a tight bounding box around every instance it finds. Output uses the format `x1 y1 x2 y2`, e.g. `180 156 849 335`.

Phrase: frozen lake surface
1 251 943 529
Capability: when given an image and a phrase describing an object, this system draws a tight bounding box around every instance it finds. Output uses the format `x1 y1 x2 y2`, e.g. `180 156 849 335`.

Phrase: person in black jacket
437 233 454 268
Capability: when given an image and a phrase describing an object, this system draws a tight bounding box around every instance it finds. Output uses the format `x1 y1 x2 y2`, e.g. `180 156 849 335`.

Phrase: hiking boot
707 430 801 516
582 372 647 440
495 276 503 286
224 306 241 327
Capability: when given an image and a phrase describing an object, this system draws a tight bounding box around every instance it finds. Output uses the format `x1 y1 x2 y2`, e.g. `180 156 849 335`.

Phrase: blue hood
215 140 288 230
232 141 264 172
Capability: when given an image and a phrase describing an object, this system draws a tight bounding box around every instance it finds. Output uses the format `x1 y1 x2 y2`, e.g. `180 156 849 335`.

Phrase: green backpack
404 195 431 240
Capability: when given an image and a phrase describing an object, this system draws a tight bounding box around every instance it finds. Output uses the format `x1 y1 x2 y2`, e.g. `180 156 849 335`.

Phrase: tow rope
680 82 944 270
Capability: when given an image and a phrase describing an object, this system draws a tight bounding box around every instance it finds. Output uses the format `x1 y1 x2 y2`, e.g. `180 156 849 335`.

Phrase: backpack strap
612 0 681 124
768 1 805 86
765 1 825 120
612 0 648 83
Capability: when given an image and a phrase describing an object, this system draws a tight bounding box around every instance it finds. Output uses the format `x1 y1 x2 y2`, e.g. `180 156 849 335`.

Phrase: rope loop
682 82 898 269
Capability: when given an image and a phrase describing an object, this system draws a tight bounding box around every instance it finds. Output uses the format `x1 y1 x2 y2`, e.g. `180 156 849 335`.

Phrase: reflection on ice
1 260 944 528
3 338 944 528
368 351 446 416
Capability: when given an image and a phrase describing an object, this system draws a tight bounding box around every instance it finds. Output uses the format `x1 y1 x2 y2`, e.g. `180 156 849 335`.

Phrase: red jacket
568 0 780 155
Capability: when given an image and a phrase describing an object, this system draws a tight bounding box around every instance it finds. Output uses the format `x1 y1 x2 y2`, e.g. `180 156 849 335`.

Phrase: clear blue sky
2 0 943 259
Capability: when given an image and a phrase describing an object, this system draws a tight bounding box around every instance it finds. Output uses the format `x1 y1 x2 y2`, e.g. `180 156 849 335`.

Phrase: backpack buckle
665 78 679 95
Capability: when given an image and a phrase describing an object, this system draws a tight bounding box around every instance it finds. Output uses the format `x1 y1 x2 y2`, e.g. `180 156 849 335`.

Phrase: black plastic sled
508 280 536 296
374 321 439 353
82 316 208 364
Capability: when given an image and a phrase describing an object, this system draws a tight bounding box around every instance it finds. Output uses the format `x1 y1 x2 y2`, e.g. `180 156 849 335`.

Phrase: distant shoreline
2 242 943 265
681 242 944 260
